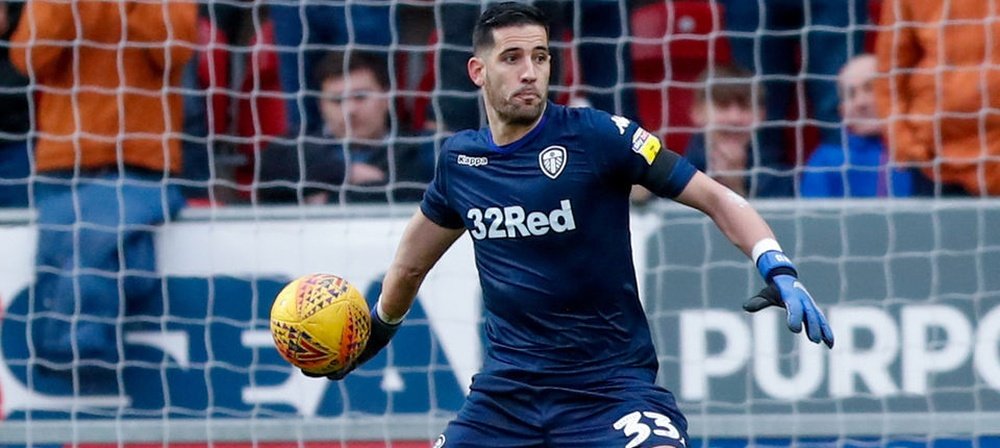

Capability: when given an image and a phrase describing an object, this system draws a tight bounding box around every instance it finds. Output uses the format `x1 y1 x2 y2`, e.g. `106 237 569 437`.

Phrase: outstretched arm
675 172 835 348
307 209 465 379
378 209 466 321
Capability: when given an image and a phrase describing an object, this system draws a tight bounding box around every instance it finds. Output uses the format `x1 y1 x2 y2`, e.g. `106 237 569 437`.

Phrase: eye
534 53 549 63
503 54 518 64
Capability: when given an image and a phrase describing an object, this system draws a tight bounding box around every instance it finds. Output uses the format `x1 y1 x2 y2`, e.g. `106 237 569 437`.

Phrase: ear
468 56 485 88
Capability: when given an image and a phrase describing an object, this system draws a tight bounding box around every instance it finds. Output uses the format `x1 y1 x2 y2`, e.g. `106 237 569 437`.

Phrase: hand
744 275 835 348
348 163 387 185
299 303 401 381
301 363 354 381
706 132 750 173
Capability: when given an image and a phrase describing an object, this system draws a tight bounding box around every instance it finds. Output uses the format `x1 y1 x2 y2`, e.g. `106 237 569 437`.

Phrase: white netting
0 0 998 446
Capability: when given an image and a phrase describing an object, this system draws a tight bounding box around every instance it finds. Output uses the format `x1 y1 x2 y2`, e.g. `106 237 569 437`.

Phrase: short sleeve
581 108 696 198
419 140 465 229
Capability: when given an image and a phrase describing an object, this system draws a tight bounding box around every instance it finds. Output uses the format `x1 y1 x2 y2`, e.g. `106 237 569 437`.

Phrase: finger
802 304 822 344
325 371 349 381
816 310 835 348
784 295 804 334
822 321 835 348
743 284 782 312
742 296 772 312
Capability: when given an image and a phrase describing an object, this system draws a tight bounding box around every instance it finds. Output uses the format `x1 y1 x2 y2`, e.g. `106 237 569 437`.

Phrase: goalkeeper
311 3 834 446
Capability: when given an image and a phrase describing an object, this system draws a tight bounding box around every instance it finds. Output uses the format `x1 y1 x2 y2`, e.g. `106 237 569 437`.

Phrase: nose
720 105 748 126
521 60 537 83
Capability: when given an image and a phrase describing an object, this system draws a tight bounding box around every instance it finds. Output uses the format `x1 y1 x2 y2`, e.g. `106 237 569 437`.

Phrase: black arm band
639 150 692 198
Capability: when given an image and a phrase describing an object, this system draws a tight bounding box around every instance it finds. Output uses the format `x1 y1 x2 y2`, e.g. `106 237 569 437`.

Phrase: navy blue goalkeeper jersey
420 103 696 388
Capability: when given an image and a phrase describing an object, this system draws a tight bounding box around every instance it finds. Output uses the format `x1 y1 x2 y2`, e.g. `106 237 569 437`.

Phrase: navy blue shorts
437 376 688 447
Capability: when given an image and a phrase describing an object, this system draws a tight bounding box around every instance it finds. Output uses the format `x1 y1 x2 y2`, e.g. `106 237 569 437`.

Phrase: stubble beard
488 85 545 126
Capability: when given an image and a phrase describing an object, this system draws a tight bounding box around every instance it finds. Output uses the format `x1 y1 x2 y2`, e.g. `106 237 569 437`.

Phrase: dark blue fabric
442 376 688 447
0 140 30 207
256 132 436 204
684 133 795 198
801 134 915 197
31 169 185 374
421 103 693 389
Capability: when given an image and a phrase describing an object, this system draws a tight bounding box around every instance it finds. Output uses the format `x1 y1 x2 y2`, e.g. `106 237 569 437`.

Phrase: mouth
511 89 540 101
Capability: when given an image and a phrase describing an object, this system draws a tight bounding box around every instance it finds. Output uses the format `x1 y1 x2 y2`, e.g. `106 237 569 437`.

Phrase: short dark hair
313 51 391 90
473 2 549 54
695 64 765 109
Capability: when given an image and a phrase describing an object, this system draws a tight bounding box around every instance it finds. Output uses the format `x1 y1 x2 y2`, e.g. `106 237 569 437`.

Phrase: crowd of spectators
1 0 997 210
0 0 996 389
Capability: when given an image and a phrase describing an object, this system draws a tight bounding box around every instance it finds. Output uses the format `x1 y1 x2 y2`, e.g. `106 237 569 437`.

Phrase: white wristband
751 238 783 266
376 297 406 325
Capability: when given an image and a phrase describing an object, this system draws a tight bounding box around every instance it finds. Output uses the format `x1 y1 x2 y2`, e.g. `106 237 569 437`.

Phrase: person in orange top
10 0 197 381
873 0 1000 196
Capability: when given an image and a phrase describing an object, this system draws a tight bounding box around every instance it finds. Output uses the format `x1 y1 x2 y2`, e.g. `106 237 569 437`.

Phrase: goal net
0 0 998 447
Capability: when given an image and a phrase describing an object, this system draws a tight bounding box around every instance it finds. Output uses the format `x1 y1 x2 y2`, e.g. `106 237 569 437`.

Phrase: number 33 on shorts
613 410 687 448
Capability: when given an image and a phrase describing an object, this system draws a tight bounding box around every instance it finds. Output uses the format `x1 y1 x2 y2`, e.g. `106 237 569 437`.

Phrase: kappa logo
611 115 631 135
457 154 488 167
433 434 447 447
539 145 567 179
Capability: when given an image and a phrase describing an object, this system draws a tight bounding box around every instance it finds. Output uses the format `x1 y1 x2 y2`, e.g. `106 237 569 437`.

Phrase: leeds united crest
539 145 567 179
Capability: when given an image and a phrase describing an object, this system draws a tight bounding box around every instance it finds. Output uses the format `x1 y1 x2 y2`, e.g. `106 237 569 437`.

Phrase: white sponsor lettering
680 310 750 400
457 155 488 167
679 304 1000 400
753 311 824 400
466 200 576 240
901 305 972 394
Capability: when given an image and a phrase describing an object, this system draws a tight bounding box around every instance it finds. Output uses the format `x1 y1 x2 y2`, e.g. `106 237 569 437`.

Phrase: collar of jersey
486 102 552 154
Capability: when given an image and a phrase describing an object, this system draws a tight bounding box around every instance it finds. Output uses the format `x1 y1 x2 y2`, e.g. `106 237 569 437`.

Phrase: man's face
839 57 881 136
469 24 551 126
691 101 760 172
693 101 760 142
319 68 389 141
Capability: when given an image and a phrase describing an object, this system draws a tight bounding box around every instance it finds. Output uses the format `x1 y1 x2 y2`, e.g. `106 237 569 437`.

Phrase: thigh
439 389 545 448
547 384 689 448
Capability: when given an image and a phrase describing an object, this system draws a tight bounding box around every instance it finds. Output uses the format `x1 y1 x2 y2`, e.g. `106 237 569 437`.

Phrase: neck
487 103 547 146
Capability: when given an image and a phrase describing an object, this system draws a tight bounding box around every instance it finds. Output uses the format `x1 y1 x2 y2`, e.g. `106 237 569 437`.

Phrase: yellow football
269 274 371 375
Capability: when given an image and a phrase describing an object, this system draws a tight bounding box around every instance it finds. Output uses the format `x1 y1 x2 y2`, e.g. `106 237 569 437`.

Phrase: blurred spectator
11 0 197 378
874 0 1000 196
684 65 794 198
802 54 914 197
269 1 393 135
432 0 637 132
257 51 435 204
0 0 29 208
719 0 868 165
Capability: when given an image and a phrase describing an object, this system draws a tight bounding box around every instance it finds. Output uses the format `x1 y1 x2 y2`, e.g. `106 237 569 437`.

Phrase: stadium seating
630 1 731 153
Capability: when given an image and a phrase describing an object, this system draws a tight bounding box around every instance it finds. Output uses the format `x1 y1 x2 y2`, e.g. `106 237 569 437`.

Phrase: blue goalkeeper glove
302 303 401 380
743 249 835 348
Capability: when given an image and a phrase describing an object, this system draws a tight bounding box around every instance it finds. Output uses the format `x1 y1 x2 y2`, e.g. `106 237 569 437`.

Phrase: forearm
706 193 776 259
676 172 775 259
377 209 464 322
377 259 427 323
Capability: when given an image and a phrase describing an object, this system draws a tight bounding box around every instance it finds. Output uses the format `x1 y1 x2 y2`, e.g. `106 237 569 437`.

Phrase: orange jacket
873 0 1000 195
10 0 197 173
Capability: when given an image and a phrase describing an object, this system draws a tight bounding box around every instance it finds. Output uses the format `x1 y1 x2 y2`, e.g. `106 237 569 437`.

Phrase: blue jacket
801 134 913 198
